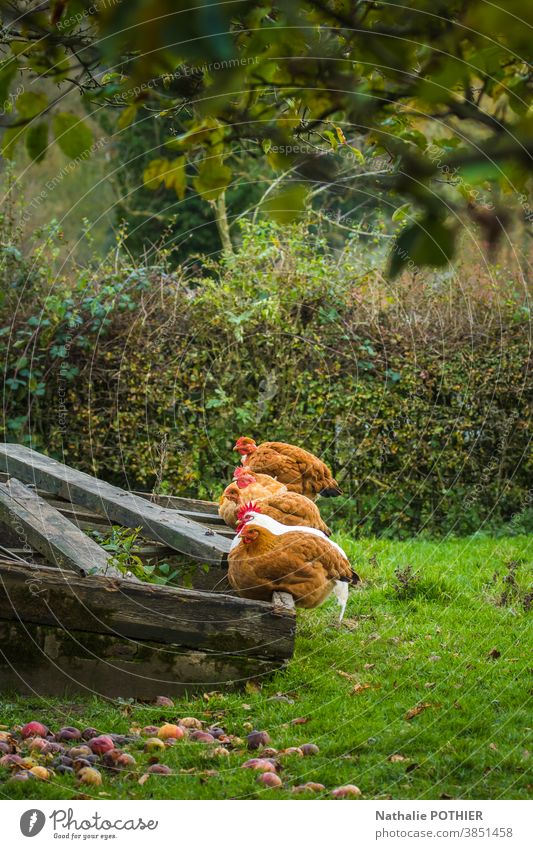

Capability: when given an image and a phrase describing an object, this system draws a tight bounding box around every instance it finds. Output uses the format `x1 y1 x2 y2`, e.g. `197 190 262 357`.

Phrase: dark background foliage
2 218 531 538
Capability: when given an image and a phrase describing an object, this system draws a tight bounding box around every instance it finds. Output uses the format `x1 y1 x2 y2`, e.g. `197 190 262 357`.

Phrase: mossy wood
0 450 297 697
0 475 233 540
0 478 125 579
0 444 231 564
0 562 295 660
0 621 286 699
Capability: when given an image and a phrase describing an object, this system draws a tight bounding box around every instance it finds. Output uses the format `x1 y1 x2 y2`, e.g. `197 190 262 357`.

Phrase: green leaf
117 104 138 129
262 184 309 224
171 157 187 200
1 125 26 159
193 157 231 201
16 91 48 119
324 130 338 150
348 145 364 163
335 126 347 145
167 118 224 152
25 122 48 162
143 157 186 198
52 112 93 158
0 59 17 106
389 218 456 277
392 203 411 223
143 158 169 189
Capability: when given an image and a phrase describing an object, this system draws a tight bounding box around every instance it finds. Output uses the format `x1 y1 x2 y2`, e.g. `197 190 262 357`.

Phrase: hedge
2 220 531 537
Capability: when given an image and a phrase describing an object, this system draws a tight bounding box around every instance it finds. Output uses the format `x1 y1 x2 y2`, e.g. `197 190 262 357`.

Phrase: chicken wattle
228 506 359 620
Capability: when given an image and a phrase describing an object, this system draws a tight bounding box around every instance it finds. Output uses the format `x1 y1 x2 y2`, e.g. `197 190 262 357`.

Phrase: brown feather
242 441 341 498
228 526 356 609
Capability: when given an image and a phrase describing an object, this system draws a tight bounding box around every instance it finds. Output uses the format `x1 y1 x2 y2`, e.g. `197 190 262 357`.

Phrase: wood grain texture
0 621 285 698
133 491 220 515
0 478 124 579
0 562 295 660
0 444 231 563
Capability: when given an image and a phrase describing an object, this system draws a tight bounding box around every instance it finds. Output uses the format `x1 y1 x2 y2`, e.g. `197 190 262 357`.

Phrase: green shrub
1 215 531 537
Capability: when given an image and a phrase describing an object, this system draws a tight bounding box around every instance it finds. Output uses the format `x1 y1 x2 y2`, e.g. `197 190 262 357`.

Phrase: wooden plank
39 497 113 524
0 445 231 564
0 474 222 520
0 562 296 660
134 491 220 515
35 496 234 537
0 478 125 579
272 591 297 614
41 493 225 528
0 621 286 699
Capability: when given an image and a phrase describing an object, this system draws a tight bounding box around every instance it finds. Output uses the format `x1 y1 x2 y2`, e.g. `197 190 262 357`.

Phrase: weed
393 563 420 599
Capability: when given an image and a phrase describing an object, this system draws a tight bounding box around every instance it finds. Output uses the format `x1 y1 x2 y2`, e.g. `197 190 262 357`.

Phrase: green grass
1 534 531 801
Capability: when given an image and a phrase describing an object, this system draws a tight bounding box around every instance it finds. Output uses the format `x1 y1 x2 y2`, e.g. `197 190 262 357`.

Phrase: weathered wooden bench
0 444 296 699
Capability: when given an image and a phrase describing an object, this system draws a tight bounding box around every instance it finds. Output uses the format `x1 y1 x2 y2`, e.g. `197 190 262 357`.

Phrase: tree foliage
0 1 531 269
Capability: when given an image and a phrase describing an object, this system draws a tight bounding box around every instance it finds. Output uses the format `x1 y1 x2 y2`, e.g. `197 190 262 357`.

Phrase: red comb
236 501 261 520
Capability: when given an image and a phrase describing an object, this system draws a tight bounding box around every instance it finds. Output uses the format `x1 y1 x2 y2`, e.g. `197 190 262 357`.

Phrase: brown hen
219 473 330 534
234 437 341 499
228 508 359 618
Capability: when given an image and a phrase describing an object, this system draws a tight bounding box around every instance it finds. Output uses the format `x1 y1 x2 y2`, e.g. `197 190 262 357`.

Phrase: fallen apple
10 770 30 782
292 782 325 794
257 772 282 787
56 727 81 742
72 758 93 772
212 746 230 757
331 784 362 798
69 745 93 759
42 742 64 755
179 717 202 729
21 721 49 739
81 728 100 740
146 764 172 775
208 727 226 739
144 737 165 752
247 730 271 750
0 754 24 767
56 765 75 776
241 758 277 773
29 766 50 780
88 735 114 755
157 724 184 741
28 737 48 752
188 731 215 743
300 743 320 756
78 767 103 786
154 696 174 707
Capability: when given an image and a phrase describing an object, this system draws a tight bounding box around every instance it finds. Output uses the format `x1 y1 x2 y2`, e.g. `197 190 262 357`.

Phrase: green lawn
1 534 531 800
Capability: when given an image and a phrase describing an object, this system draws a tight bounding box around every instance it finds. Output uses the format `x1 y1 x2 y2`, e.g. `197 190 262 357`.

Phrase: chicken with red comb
218 471 331 534
228 507 359 620
233 437 341 499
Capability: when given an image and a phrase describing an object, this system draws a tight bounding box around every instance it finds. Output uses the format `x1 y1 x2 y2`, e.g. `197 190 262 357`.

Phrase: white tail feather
332 580 349 621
